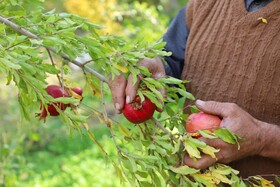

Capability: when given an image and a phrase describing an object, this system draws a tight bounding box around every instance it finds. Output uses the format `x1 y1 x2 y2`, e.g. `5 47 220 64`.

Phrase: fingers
195 100 240 118
109 57 166 114
184 154 216 169
109 74 127 114
125 57 166 107
138 57 166 111
126 74 142 104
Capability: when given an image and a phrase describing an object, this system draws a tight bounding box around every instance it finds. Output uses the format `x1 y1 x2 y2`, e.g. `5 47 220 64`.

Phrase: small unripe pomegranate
186 112 221 138
123 95 156 124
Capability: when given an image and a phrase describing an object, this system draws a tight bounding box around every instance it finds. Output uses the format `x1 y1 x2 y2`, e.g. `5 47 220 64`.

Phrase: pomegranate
38 85 70 121
186 112 221 138
71 87 83 96
123 95 156 124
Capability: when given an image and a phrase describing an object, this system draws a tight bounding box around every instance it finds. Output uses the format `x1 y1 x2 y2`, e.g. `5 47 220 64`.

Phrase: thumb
195 100 229 117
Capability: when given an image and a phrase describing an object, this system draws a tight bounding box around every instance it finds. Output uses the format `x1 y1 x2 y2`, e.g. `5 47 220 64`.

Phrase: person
109 0 280 182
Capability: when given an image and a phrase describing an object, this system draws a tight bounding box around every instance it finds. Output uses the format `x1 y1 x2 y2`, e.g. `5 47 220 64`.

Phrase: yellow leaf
260 179 275 187
211 171 232 185
257 17 268 24
184 141 201 159
113 64 128 73
69 89 83 101
192 173 217 187
169 165 199 175
200 145 219 159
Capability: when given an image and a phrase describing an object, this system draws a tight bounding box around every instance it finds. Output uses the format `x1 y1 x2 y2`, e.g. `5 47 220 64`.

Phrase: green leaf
128 157 137 173
172 140 181 155
160 76 184 85
40 64 60 74
189 105 200 113
52 97 78 104
198 130 217 139
45 15 57 23
177 89 195 100
155 146 167 156
152 170 166 187
118 124 131 137
156 140 173 150
169 165 199 175
19 61 37 75
64 109 88 123
275 176 280 185
18 96 30 120
143 91 162 109
214 128 241 149
0 58 21 69
6 70 13 85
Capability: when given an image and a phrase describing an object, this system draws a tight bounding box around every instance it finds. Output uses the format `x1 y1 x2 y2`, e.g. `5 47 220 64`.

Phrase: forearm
258 120 280 161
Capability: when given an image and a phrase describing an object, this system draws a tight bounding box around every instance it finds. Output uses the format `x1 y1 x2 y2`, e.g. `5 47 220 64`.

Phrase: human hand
108 57 166 114
184 100 265 169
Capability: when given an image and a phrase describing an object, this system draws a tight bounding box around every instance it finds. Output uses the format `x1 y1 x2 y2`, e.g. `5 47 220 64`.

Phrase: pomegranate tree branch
0 15 38 38
152 117 176 142
0 15 108 83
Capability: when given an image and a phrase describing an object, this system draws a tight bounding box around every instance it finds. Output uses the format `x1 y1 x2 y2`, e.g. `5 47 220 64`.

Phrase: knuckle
227 103 239 115
208 101 220 110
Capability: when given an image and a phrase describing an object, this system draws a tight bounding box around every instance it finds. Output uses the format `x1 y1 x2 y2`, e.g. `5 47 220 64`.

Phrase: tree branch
0 15 109 83
152 117 176 142
0 15 38 39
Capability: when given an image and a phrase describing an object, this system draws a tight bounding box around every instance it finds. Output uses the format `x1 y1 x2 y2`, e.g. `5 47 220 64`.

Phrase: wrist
255 120 268 157
256 120 280 161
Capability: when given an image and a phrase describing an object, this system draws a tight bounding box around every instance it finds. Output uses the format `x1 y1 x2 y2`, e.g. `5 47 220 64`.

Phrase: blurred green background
0 0 186 186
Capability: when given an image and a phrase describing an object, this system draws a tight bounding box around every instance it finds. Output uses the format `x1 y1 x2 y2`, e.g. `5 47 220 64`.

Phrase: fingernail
196 100 205 106
126 96 131 104
115 103 121 111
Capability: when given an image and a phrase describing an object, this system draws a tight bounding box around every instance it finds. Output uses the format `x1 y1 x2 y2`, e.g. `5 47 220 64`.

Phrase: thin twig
81 59 94 66
100 80 132 182
109 122 131 182
49 46 109 83
46 48 62 86
100 81 108 119
4 40 28 50
180 151 186 186
152 117 176 142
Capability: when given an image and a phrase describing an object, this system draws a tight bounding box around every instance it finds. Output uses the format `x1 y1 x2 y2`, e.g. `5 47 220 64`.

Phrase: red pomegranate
186 112 221 138
38 85 70 121
123 95 156 124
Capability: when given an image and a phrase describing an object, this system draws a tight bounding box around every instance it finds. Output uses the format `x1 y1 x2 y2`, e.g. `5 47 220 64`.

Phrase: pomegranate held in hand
186 112 221 138
123 95 156 124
